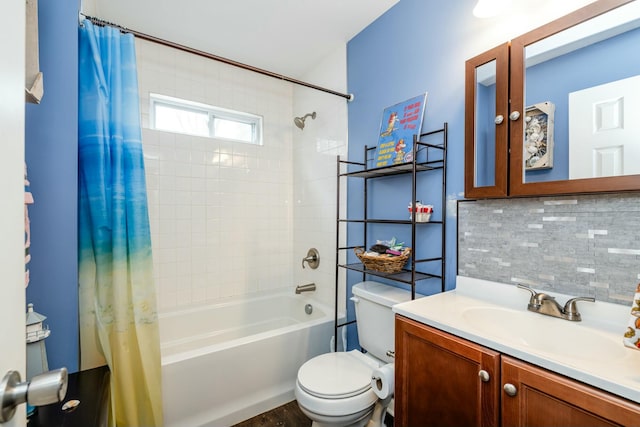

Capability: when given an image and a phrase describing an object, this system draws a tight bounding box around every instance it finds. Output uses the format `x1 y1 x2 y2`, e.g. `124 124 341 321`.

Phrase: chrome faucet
517 284 595 321
295 283 316 294
302 248 320 269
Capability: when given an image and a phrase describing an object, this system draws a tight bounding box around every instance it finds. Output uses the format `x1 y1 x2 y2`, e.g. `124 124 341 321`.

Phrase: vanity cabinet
395 315 640 427
465 0 640 198
395 316 500 427
502 356 640 427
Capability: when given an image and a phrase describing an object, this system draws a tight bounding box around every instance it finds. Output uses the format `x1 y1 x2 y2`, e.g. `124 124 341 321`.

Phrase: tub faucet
295 283 316 294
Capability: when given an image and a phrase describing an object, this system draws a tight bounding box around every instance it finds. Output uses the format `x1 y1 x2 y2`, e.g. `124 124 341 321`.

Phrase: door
395 316 500 427
502 356 640 427
464 42 510 198
0 0 27 426
569 75 640 179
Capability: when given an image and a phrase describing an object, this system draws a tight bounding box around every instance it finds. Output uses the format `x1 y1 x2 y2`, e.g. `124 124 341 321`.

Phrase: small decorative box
408 202 433 223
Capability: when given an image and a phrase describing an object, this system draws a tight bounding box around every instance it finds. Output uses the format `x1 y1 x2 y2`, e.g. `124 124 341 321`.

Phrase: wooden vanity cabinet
502 356 640 427
395 316 501 427
395 315 640 427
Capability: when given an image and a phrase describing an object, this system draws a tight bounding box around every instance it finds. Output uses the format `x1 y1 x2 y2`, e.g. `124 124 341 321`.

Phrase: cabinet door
502 356 640 427
464 42 509 198
508 0 640 197
395 316 500 427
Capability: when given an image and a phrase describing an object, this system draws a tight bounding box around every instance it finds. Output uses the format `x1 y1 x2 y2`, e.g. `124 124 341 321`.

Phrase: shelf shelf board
336 319 356 329
415 257 444 264
340 161 443 179
339 263 441 284
338 218 443 224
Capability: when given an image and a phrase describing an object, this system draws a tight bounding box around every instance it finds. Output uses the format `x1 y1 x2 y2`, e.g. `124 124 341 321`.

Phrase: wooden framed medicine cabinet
465 0 640 198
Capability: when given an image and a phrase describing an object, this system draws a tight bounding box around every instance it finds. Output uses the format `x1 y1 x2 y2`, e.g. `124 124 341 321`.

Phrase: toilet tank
352 281 414 363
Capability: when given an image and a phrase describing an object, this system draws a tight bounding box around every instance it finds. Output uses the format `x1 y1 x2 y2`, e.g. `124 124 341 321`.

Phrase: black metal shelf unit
333 123 448 351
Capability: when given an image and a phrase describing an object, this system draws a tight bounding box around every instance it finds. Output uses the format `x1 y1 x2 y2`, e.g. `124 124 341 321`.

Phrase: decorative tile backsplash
458 193 640 304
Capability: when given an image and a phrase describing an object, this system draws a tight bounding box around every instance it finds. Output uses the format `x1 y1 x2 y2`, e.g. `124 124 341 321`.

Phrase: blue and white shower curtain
78 20 163 426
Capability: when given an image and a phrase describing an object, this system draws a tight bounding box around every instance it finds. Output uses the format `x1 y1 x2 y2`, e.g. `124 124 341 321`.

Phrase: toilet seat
298 352 373 399
295 350 382 417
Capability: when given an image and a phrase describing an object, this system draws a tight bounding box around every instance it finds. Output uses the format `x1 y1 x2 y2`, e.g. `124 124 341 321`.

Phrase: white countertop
392 276 640 403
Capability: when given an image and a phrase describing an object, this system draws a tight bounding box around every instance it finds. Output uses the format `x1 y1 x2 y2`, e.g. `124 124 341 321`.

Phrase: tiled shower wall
137 39 295 311
135 39 346 313
292 48 348 313
458 193 640 304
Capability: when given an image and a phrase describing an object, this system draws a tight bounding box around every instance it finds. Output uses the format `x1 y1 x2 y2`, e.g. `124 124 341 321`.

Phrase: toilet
295 281 412 427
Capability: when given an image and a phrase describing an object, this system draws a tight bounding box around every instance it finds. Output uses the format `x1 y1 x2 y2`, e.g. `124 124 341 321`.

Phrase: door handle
0 368 68 423
503 382 518 397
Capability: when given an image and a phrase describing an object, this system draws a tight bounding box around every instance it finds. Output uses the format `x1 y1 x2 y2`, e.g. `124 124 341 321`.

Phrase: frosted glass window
150 94 262 145
154 104 210 137
213 117 254 143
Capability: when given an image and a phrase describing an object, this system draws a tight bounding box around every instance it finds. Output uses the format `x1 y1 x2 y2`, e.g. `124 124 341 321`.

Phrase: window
150 94 263 145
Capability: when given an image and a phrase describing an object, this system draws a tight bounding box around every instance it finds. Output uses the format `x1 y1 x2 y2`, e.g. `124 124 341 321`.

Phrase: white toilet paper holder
371 363 395 400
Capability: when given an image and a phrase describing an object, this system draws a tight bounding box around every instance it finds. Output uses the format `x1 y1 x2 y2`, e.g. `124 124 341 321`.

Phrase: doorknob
0 368 68 423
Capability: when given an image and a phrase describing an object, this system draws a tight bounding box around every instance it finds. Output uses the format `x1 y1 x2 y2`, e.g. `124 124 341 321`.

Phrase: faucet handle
301 248 320 269
516 284 539 305
516 283 536 295
563 296 595 321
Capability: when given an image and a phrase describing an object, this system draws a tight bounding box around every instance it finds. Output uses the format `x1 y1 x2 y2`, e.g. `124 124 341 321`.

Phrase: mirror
510 0 640 195
475 59 497 188
523 0 640 183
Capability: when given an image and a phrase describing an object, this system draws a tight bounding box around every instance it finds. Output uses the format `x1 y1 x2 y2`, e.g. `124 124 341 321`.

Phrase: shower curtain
78 21 163 426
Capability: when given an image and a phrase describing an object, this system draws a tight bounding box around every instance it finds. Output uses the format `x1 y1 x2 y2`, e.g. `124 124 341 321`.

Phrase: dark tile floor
232 400 394 427
232 401 311 427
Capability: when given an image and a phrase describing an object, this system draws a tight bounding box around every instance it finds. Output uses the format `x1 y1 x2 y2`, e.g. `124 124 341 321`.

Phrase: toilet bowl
295 281 412 427
295 351 385 427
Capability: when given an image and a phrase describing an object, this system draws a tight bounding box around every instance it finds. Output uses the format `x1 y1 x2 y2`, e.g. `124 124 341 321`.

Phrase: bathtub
160 291 334 427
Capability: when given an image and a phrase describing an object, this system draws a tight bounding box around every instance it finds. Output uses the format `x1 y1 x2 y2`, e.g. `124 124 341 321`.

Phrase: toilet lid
297 352 372 399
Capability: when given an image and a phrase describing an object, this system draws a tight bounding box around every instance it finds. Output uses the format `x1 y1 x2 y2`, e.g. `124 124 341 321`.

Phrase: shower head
294 112 317 130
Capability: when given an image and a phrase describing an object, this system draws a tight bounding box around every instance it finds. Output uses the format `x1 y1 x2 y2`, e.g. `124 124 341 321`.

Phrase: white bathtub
160 291 334 427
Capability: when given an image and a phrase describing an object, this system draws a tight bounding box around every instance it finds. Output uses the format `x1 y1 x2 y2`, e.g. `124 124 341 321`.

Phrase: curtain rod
80 14 354 102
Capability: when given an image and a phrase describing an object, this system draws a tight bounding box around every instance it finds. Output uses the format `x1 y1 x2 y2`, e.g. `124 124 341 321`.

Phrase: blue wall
345 0 481 348
25 0 79 373
346 0 479 290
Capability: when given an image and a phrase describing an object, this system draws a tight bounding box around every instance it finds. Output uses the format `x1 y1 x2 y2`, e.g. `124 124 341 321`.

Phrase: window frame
150 93 263 145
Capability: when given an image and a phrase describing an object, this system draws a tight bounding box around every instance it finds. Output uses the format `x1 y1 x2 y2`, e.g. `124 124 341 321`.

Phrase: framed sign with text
374 93 428 167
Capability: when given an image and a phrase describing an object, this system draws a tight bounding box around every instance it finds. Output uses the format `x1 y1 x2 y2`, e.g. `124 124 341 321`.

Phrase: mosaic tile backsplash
458 193 640 305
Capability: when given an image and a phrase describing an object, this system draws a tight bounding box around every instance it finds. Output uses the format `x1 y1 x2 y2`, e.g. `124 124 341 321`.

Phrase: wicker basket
354 247 411 274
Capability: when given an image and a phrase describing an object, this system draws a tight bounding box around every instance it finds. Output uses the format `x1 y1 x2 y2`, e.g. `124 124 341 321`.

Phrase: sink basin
461 306 627 363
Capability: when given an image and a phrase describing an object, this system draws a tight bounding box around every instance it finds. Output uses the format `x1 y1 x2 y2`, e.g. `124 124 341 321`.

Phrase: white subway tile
138 40 346 312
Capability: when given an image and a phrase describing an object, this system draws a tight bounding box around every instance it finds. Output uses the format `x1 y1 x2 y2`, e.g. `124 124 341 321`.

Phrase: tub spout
295 283 316 294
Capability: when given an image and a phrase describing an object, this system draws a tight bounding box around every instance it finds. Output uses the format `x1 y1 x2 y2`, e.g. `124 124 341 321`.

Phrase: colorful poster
374 93 428 168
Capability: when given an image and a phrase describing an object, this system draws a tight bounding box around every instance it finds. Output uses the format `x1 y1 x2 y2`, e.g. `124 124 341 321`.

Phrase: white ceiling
86 0 399 79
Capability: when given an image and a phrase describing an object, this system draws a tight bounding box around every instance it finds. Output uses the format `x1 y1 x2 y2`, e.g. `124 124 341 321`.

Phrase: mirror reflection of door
522 0 640 183
569 75 640 179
